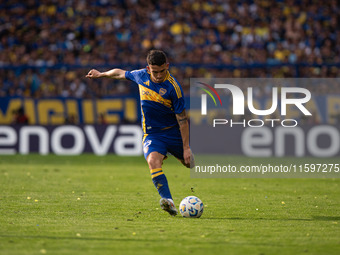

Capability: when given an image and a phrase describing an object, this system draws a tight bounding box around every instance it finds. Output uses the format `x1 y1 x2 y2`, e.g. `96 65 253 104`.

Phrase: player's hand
86 69 102 78
183 148 195 168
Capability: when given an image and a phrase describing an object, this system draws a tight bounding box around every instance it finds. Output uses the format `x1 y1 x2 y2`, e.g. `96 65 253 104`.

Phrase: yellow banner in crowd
0 98 138 125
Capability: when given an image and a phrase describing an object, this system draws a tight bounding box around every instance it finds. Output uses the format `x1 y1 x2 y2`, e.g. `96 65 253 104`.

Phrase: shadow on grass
312 216 340 221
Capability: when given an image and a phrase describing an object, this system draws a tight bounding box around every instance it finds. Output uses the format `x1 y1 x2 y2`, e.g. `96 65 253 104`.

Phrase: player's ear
146 65 150 72
166 63 169 69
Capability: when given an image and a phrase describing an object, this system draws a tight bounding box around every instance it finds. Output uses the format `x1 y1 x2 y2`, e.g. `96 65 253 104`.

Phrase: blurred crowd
0 0 340 98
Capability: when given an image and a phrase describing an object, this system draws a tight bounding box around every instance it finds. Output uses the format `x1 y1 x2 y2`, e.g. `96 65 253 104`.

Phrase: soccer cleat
159 198 178 216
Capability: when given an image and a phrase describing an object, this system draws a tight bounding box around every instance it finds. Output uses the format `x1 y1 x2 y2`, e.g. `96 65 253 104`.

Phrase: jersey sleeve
125 69 145 83
170 79 186 114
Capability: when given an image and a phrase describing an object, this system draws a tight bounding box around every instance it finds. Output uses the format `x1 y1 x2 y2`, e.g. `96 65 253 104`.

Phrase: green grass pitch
1 155 340 255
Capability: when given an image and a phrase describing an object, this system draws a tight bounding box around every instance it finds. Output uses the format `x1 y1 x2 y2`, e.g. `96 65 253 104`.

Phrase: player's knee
147 153 163 169
148 158 162 169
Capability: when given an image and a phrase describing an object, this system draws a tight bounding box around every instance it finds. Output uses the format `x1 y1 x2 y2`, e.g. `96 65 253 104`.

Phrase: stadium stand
0 0 339 98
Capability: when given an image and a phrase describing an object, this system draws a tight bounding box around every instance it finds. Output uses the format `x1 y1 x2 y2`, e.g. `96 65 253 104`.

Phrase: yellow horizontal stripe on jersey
168 76 182 98
139 85 172 108
150 168 162 174
161 125 176 131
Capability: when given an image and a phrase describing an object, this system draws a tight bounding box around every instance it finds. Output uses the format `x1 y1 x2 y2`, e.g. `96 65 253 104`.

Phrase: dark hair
146 50 167 66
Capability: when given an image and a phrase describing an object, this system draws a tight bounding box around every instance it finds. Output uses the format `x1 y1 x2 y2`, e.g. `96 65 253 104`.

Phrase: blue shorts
143 127 184 160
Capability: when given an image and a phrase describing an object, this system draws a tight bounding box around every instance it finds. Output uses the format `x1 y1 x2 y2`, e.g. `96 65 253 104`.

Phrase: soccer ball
179 196 204 218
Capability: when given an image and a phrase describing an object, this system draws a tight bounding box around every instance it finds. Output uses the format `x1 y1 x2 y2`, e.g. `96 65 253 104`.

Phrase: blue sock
150 168 172 199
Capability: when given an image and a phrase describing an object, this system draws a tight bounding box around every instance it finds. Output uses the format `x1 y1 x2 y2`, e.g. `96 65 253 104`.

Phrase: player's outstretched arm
86 68 127 80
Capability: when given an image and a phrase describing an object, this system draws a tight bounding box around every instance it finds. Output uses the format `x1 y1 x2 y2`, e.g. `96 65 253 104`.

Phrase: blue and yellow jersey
125 68 185 134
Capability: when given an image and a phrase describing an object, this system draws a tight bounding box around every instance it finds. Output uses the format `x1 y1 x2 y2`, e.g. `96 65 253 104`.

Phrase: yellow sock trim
150 168 162 174
152 171 164 178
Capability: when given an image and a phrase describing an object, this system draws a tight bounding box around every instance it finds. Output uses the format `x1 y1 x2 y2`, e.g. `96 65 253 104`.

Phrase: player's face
147 63 169 83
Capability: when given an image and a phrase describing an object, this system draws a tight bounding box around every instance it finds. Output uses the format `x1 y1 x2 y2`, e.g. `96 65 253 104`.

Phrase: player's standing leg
147 152 178 216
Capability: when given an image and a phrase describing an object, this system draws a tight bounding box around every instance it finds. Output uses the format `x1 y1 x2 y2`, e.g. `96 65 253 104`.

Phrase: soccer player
86 50 193 216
